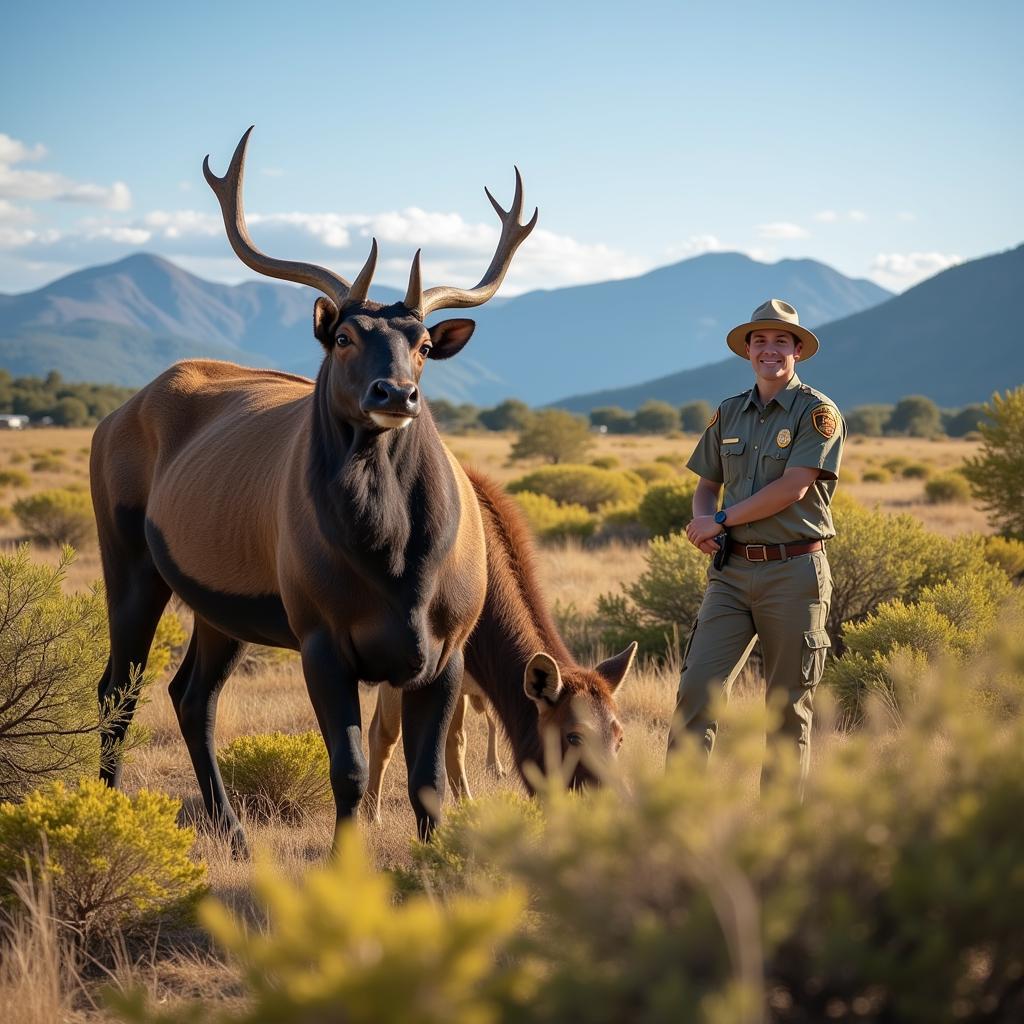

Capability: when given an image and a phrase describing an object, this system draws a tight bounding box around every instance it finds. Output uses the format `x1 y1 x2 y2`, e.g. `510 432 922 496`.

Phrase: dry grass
0 423 996 1016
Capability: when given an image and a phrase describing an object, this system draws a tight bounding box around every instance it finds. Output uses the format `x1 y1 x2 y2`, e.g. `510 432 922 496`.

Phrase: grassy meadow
0 423 1011 1021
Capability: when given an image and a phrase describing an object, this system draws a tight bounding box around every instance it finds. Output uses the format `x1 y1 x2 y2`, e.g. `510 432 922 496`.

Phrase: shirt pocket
760 445 791 484
720 440 746 487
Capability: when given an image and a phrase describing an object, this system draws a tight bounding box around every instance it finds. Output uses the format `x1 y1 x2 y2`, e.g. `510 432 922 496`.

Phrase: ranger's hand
698 538 720 555
686 514 722 547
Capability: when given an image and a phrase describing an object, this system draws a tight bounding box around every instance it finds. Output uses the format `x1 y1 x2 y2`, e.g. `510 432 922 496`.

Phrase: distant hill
552 244 1024 412
0 251 889 405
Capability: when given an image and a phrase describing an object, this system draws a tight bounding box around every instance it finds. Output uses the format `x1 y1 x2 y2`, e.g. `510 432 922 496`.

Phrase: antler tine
203 127 352 309
403 249 423 312
344 238 378 307
415 168 538 318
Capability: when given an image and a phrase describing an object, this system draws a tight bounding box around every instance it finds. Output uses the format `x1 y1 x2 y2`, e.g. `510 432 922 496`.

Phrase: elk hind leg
469 692 506 778
366 686 403 824
171 617 248 851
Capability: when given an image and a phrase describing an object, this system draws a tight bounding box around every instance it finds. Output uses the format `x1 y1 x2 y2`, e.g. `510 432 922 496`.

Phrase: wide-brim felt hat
726 298 819 359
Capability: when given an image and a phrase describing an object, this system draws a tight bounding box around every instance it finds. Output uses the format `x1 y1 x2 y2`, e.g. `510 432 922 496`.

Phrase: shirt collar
744 373 802 412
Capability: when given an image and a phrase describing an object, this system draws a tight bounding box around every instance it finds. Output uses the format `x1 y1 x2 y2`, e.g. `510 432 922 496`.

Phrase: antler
203 127 377 310
405 167 538 318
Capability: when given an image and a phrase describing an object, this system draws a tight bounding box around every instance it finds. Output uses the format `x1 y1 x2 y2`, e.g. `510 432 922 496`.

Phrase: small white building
0 414 29 430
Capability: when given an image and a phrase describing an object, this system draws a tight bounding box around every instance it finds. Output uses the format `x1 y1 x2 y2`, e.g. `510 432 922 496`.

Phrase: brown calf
91 129 536 845
366 468 636 818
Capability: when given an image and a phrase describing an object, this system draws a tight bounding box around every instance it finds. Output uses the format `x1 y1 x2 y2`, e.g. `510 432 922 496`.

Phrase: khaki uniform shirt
686 374 845 545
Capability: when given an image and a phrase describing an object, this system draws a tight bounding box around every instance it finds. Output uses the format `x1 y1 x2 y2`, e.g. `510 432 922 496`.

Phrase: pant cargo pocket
801 628 831 687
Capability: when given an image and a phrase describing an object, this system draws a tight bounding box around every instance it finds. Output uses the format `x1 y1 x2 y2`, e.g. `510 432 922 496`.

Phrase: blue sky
1 0 1020 296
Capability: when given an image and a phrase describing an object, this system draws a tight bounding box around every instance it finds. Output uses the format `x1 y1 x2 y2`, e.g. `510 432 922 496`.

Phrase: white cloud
663 234 725 260
0 199 33 225
848 209 867 222
869 251 962 291
0 133 46 165
757 221 809 240
814 209 866 223
0 133 132 210
86 226 151 244
814 210 838 223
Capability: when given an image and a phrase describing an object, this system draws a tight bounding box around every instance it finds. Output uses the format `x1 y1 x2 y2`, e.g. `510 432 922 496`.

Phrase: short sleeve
788 403 845 479
686 407 724 482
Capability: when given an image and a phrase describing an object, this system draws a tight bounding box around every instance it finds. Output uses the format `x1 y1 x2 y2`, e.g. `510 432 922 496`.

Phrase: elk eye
419 343 432 357
336 334 353 348
566 732 583 747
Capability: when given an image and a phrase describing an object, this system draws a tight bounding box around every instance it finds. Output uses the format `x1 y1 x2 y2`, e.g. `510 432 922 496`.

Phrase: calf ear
313 297 340 350
594 641 638 692
524 652 564 707
427 318 476 360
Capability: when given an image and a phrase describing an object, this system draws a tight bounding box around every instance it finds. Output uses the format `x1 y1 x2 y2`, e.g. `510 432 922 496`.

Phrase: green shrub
632 399 679 434
985 535 1024 580
0 547 109 800
925 471 971 504
115 826 526 1024
882 456 908 473
593 500 647 544
861 468 890 483
900 461 931 479
961 388 1024 538
512 492 597 543
636 477 698 538
148 610 188 679
589 455 619 469
510 409 593 464
8 452 26 465
0 778 205 941
595 532 709 657
0 505 10 526
12 488 94 546
0 468 30 488
631 461 676 483
31 456 67 473
508 464 646 511
217 731 332 823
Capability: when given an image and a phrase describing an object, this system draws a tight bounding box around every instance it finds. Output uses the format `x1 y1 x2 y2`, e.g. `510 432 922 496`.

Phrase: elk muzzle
362 379 420 429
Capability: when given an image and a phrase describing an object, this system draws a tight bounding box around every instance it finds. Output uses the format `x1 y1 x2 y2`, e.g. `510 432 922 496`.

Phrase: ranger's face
746 329 802 384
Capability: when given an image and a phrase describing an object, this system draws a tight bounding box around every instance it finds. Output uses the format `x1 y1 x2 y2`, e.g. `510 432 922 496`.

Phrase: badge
707 408 719 429
812 406 838 439
776 428 792 449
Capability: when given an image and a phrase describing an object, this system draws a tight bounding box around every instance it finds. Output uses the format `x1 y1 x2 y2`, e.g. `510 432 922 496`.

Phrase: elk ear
594 641 638 692
524 652 564 707
313 297 340 350
427 318 476 360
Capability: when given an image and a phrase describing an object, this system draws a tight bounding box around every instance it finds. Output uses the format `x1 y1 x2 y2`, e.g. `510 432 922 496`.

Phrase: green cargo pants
669 548 833 785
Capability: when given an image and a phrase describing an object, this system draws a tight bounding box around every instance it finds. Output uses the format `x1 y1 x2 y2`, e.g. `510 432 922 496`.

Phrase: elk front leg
301 629 366 846
366 685 403 824
445 693 472 801
401 649 464 840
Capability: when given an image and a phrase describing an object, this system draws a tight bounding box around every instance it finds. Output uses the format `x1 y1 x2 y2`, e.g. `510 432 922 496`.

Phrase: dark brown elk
90 128 536 845
366 467 636 819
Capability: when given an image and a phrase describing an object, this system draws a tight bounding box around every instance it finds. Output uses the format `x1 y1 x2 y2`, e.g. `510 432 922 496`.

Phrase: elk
90 128 536 845
365 467 636 820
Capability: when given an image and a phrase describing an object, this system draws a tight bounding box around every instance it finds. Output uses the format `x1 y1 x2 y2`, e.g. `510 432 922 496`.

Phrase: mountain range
553 243 1024 412
0 251 889 405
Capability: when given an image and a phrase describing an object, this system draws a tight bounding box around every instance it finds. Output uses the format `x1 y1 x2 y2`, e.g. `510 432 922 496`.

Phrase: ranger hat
726 298 819 360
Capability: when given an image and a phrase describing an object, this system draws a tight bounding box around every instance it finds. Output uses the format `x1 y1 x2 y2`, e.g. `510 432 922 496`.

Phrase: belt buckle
746 544 768 561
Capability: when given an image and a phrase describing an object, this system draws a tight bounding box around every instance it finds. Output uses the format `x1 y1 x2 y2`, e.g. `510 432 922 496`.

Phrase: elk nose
366 379 420 415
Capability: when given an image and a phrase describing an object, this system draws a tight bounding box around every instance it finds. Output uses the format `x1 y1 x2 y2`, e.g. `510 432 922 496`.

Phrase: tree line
0 370 135 426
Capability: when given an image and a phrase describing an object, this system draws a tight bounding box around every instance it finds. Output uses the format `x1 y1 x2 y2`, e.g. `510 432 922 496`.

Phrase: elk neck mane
464 467 599 779
307 357 458 581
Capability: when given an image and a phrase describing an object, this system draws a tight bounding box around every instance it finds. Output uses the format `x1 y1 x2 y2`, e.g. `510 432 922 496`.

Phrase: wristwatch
714 510 728 526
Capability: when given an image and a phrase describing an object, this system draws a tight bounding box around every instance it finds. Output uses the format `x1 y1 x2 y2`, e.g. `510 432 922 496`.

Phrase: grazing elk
90 128 536 845
366 467 636 820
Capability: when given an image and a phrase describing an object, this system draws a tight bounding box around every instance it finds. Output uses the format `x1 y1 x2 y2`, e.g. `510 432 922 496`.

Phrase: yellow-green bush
217 731 332 823
592 499 647 544
861 468 890 483
925 471 971 504
595 531 710 657
0 546 108 800
116 829 529 1024
147 609 188 679
13 487 94 546
0 778 205 941
512 491 598 543
636 477 698 537
0 505 10 526
589 455 619 469
881 456 909 473
901 461 931 479
8 451 26 465
985 535 1024 580
0 468 30 488
632 461 676 483
31 455 67 473
508 464 646 512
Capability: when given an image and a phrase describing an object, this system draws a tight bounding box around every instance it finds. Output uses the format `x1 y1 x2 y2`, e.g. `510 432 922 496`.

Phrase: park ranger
668 298 845 788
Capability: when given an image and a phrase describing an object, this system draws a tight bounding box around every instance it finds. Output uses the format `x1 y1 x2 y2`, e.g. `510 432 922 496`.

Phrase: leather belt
729 539 823 562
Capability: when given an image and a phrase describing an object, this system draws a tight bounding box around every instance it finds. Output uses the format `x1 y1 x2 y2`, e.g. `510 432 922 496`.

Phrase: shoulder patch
811 405 838 439
707 408 719 429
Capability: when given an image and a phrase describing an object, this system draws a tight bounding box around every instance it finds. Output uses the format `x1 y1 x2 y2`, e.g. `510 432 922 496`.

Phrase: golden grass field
0 424 995 1018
